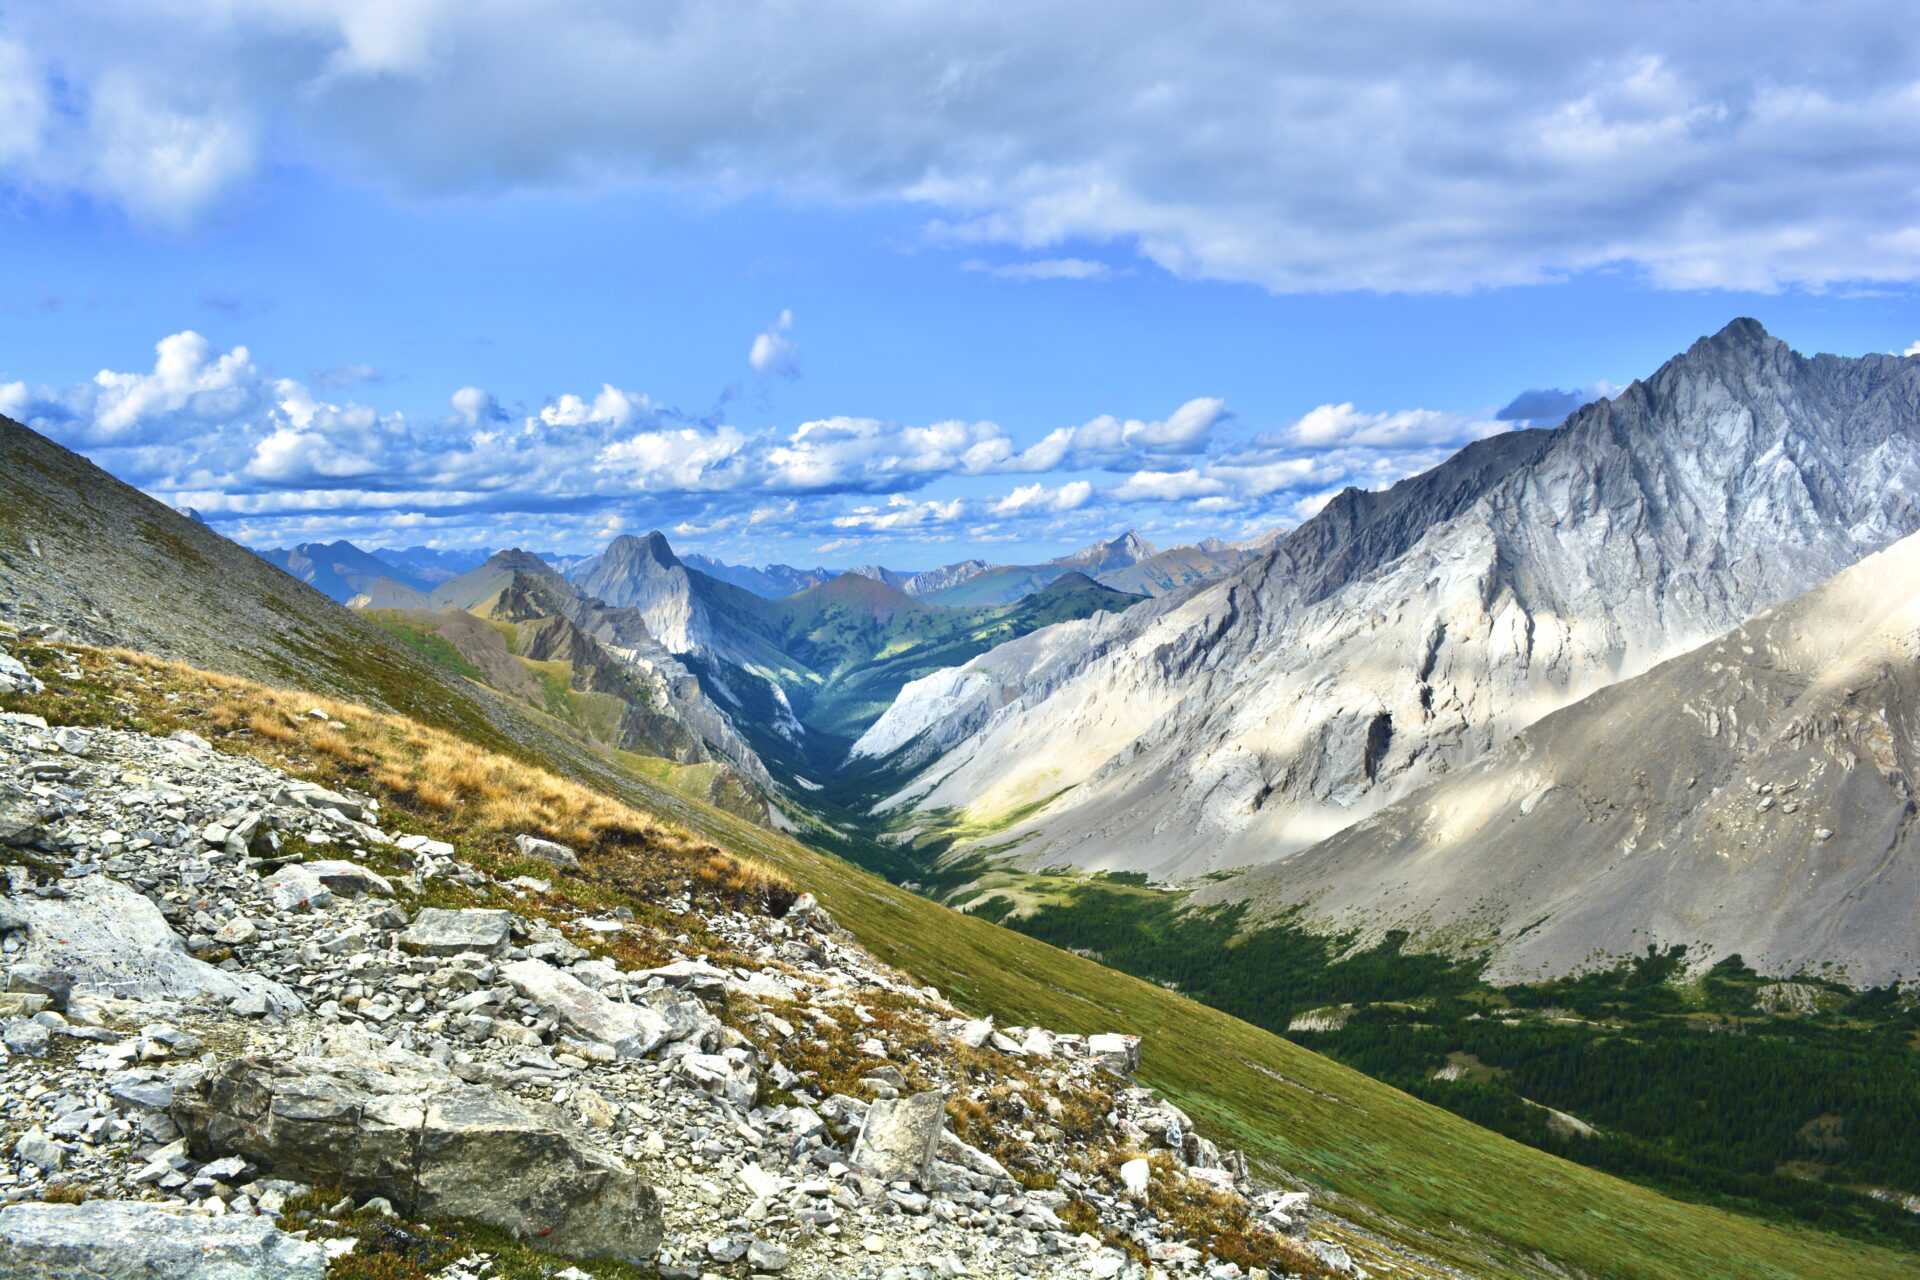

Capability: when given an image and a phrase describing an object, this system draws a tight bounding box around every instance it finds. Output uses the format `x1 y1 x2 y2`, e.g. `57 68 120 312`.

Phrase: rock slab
400 907 513 956
172 1046 662 1262
0 1199 327 1279
5 875 303 1014
851 1090 948 1188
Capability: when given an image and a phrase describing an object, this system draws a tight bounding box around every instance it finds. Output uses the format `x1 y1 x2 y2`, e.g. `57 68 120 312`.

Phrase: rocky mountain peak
604 531 681 569
1061 531 1158 572
478 548 558 577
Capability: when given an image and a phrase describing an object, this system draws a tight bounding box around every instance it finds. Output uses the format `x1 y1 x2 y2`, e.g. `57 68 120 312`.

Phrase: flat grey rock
0 1200 326 1279
400 907 512 956
6 875 303 1014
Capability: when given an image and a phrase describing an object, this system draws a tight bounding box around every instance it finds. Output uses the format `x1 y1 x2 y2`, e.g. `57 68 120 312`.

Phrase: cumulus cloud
990 480 1093 515
830 495 966 531
450 386 506 425
749 310 800 379
1279 403 1501 450
541 383 654 428
1 5 1914 290
1904 340 1920 357
86 331 258 437
1008 397 1230 470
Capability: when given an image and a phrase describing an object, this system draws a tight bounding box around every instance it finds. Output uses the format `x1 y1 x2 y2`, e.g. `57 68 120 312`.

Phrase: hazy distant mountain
856 320 1920 904
1097 543 1257 597
367 544 492 586
255 540 431 603
682 554 837 599
846 559 993 598
916 534 1158 607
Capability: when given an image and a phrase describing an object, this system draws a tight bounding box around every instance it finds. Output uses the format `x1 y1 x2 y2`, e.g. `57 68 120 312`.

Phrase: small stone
14 1126 63 1173
512 833 581 870
747 1237 791 1272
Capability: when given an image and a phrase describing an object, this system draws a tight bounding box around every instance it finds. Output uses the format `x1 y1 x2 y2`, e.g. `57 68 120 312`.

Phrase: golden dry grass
30 644 792 917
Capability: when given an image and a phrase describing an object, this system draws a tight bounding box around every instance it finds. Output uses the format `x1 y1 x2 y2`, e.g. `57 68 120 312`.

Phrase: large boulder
0 1200 327 1278
400 907 513 957
3 876 302 1014
503 958 678 1057
172 1039 661 1263
851 1090 948 1188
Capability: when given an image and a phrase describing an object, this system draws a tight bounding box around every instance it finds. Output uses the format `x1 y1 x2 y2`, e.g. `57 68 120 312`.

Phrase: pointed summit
604 530 681 568
1059 530 1158 572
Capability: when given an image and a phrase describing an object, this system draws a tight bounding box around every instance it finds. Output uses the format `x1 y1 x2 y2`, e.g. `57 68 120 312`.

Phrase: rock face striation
857 321 1920 896
1196 528 1920 983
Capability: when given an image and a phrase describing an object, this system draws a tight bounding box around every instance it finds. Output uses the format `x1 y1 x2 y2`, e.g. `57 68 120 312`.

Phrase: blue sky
2 2 1916 568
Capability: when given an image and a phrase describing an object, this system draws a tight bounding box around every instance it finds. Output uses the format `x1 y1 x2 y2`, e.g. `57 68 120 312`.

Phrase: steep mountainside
569 533 805 678
401 551 776 800
255 539 430 603
0 419 526 741
856 321 1920 889
1194 529 1920 983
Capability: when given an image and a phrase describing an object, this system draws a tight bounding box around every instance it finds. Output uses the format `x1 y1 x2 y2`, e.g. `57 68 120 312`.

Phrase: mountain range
9 403 1911 1279
852 318 1920 978
10 317 1920 1263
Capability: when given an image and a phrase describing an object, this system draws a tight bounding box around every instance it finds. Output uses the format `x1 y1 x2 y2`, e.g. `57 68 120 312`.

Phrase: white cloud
540 383 653 428
90 331 258 437
1904 340 1920 357
450 386 504 425
1282 403 1500 450
1008 397 1230 469
10 325 1540 558
830 495 965 531
991 480 1092 515
749 310 800 379
965 257 1113 281
4 5 1916 290
1110 469 1228 503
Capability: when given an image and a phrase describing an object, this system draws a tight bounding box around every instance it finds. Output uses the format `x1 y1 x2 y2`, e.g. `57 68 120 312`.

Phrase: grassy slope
616 795 1910 1280
1 421 1904 1278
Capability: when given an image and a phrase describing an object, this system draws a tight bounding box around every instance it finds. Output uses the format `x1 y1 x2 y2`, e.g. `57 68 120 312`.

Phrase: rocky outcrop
173 1039 664 1262
0 1200 327 1279
858 321 1920 904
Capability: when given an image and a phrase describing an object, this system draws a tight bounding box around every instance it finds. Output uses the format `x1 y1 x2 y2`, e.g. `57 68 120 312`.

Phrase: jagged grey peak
1194 529 1920 984
570 532 715 654
856 319 1920 885
1057 531 1159 573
